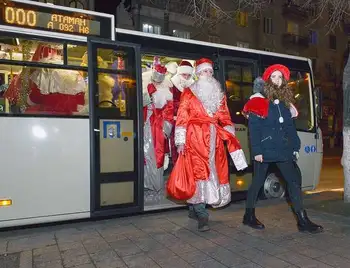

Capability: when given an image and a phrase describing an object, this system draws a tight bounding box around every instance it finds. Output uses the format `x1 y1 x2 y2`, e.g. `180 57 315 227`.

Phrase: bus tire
262 173 286 199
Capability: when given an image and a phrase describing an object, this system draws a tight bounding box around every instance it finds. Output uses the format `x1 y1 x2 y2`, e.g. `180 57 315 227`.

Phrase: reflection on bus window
288 71 314 131
224 60 254 125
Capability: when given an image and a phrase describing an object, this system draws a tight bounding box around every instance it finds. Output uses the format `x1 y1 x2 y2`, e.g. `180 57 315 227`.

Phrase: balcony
282 33 309 49
282 4 308 21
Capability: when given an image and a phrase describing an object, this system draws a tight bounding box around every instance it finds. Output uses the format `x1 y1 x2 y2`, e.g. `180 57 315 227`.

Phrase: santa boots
198 217 210 232
295 210 323 233
243 208 265 229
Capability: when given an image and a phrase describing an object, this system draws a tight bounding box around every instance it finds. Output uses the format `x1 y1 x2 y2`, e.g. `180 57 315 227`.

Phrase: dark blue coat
248 101 301 162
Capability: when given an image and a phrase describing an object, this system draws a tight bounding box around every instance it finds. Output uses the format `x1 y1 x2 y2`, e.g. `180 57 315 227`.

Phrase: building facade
33 0 350 148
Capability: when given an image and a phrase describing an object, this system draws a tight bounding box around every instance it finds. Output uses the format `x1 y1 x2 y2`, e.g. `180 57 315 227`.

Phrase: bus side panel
0 117 90 228
298 131 317 190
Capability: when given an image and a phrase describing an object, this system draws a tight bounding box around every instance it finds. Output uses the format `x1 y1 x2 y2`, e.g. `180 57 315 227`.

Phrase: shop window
69 0 84 9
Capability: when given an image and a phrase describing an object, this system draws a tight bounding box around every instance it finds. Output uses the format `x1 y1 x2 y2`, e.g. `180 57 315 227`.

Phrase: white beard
190 76 223 116
171 74 194 92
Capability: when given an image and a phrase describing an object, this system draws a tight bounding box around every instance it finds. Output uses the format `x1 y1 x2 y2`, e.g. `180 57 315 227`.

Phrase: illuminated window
172 30 190 39
286 21 299 35
69 0 84 9
236 12 248 27
142 23 161 35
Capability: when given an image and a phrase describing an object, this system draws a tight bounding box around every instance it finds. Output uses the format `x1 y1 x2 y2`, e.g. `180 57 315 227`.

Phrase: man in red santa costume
169 60 194 165
143 64 174 197
169 58 247 231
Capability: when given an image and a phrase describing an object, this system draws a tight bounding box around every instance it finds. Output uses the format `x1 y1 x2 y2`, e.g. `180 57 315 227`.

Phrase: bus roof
116 28 310 63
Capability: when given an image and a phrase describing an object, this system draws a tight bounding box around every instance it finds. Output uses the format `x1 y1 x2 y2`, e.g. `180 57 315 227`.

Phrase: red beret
262 64 290 81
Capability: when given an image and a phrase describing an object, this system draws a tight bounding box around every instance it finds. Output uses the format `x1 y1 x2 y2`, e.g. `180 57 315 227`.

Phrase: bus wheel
263 173 285 199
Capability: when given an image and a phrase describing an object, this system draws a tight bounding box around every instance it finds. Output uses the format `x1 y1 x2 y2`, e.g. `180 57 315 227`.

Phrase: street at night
1 154 350 268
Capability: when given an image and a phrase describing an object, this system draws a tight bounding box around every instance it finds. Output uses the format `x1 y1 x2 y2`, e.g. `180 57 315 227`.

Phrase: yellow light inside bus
0 199 12 207
236 180 244 186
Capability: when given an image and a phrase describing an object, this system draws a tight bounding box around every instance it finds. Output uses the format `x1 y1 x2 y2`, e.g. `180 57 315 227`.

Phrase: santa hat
151 64 167 83
262 64 290 81
195 58 213 74
178 60 194 75
165 62 178 75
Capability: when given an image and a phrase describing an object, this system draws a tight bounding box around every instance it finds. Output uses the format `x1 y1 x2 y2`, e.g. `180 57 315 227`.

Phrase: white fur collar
249 92 265 99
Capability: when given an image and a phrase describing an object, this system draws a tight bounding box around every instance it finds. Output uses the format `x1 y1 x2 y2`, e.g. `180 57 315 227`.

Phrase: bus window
289 71 314 131
0 36 93 116
224 60 254 125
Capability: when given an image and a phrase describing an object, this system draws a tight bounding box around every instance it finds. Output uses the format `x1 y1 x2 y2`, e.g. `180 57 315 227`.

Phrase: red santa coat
143 71 174 191
169 74 194 165
168 86 247 207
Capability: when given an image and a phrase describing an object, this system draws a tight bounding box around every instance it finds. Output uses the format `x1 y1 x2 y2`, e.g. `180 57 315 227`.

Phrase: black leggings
246 160 303 212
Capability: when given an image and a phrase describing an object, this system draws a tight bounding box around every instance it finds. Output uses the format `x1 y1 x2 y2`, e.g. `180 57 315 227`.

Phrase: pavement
1 152 350 268
2 193 350 268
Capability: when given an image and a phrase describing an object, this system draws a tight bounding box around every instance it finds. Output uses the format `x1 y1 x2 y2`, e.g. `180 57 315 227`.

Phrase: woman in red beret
242 64 323 234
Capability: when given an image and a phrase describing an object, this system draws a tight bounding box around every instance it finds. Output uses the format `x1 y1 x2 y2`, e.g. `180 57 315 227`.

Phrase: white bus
0 0 323 228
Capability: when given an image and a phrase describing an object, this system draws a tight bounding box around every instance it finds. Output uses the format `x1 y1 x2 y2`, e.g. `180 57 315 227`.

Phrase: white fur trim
142 70 152 94
290 103 299 118
230 149 248 171
250 92 265 99
171 74 194 92
224 125 235 136
196 63 213 74
175 126 186 146
165 62 178 75
178 65 193 75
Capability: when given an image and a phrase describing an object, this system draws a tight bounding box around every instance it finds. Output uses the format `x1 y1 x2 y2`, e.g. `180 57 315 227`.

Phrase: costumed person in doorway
143 64 174 201
167 58 248 232
242 64 323 233
170 60 194 165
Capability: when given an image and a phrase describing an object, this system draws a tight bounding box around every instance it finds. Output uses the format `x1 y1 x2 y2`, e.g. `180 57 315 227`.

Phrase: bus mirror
315 87 323 121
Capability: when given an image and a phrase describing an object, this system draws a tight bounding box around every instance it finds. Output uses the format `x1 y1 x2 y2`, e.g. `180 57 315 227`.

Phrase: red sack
166 153 196 200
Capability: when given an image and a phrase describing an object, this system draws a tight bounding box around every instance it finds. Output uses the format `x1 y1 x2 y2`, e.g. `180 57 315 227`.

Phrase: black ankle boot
198 217 210 232
243 208 265 229
295 210 323 234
